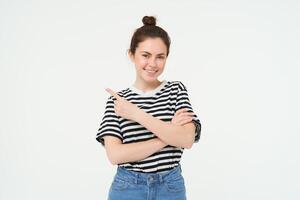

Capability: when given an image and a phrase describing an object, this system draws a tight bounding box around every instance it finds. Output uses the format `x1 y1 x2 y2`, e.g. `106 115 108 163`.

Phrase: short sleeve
96 96 122 146
175 81 202 143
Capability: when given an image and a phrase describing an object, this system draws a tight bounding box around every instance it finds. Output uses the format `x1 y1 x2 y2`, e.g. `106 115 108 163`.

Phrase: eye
158 56 165 59
142 54 149 58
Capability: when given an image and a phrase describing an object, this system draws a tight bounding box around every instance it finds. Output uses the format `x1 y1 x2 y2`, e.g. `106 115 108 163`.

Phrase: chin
142 75 160 83
143 78 157 83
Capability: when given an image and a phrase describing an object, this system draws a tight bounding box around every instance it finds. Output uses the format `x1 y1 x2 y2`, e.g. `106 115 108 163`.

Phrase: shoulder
106 87 131 101
168 80 187 91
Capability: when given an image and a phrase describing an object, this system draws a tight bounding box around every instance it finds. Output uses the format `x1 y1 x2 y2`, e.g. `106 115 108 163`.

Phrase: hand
105 88 141 121
172 108 194 126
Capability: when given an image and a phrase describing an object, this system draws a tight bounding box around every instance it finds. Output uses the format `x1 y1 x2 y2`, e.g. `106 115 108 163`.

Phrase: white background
1 0 299 199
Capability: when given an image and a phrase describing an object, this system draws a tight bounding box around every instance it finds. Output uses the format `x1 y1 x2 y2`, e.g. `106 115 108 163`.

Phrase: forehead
136 38 167 55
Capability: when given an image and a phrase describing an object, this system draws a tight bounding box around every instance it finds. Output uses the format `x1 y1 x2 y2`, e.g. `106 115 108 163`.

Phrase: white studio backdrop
0 0 299 199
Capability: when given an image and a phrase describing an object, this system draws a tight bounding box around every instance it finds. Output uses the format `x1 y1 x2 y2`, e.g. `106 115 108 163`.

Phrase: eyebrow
140 51 166 56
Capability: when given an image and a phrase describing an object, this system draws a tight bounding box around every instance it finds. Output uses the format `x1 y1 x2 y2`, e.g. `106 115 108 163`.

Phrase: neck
133 77 162 93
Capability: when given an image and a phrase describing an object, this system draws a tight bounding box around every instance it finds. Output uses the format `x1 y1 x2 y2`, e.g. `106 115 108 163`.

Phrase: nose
148 57 157 67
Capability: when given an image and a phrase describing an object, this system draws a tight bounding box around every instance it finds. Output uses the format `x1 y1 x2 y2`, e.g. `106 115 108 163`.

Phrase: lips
144 68 158 74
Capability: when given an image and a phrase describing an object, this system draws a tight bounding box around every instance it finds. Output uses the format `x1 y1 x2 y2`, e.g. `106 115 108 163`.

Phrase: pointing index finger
105 88 121 100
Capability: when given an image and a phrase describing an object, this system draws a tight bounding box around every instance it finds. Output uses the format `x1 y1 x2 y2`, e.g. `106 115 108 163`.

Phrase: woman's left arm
134 109 196 149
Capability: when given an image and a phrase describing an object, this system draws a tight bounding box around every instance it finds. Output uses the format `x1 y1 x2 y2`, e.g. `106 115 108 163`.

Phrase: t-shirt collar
129 80 167 96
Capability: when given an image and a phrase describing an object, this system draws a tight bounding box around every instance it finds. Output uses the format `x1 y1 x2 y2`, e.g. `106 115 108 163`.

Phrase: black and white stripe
96 80 201 173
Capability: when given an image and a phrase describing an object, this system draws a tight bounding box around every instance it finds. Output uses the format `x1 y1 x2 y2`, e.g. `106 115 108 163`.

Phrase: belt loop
159 173 163 183
135 173 138 184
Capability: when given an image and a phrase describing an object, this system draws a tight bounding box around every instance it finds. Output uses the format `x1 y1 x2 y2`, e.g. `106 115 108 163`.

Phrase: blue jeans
108 165 186 200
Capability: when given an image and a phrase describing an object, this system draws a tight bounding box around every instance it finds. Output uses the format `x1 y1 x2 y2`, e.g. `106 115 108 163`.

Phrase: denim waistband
114 164 182 185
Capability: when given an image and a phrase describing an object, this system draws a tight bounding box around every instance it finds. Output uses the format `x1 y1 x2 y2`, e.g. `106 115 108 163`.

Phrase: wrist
133 107 145 122
159 138 168 147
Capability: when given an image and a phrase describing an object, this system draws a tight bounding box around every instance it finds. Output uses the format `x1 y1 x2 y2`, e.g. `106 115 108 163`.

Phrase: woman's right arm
102 108 192 165
103 136 167 165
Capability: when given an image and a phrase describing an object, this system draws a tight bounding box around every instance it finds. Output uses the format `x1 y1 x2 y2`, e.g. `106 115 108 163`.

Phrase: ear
128 51 135 62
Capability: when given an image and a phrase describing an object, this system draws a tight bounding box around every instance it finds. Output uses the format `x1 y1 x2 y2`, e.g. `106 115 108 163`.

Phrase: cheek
136 58 147 67
157 60 166 67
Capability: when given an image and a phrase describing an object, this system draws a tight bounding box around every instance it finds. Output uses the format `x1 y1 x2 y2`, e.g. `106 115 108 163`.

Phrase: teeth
145 69 157 73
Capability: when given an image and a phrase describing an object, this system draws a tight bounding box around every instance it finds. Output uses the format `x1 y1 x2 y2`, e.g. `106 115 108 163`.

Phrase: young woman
96 16 201 200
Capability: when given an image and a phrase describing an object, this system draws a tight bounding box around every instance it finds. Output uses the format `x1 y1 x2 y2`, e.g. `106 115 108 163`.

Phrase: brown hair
128 16 171 56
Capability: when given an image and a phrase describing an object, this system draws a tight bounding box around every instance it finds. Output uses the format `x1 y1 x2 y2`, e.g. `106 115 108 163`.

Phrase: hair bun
142 16 156 26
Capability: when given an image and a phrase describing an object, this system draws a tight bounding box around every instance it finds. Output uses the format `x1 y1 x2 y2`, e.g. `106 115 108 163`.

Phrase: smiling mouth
144 69 158 74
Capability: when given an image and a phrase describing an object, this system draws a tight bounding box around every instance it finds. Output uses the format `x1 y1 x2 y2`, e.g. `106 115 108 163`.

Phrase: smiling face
129 37 168 84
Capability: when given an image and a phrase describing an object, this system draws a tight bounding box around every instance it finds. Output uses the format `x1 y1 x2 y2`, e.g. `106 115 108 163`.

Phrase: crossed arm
136 110 196 148
103 88 196 165
103 113 195 165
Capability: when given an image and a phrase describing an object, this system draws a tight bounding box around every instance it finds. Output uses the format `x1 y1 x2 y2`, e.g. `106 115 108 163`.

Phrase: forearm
108 138 167 165
134 110 195 149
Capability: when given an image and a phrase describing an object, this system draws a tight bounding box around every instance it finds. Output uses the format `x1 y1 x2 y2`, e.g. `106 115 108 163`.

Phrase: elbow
106 149 121 165
181 124 196 149
107 156 118 165
182 131 195 149
104 138 124 165
107 154 121 165
186 143 193 149
184 141 194 149
176 135 193 149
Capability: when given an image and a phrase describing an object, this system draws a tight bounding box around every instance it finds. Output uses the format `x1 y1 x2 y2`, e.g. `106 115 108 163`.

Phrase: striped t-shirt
96 80 201 173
